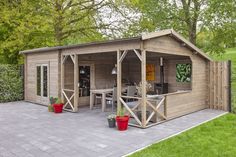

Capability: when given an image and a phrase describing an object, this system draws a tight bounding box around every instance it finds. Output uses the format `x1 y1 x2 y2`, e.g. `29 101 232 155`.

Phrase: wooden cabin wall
123 58 168 90
95 63 116 89
144 36 209 119
24 51 59 105
77 53 128 89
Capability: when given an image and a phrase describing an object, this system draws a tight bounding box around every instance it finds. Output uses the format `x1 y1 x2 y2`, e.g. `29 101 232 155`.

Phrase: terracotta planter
116 115 129 131
53 104 63 113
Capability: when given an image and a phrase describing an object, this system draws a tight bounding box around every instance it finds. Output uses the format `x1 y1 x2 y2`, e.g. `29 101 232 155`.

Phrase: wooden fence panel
209 61 230 111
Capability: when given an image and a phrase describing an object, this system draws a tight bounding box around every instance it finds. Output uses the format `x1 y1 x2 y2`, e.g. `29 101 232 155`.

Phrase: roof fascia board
170 30 212 61
141 29 172 40
19 37 141 54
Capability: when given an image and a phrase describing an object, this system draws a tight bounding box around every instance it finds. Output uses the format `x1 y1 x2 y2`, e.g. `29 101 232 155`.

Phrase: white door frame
36 63 49 105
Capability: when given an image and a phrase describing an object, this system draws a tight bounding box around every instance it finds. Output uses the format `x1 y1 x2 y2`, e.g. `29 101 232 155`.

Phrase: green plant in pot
107 114 116 128
116 106 129 131
52 97 64 113
48 97 56 112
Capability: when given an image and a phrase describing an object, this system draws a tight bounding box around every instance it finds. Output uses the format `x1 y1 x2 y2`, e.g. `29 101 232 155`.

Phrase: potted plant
107 114 116 128
136 81 152 96
116 107 129 131
48 97 56 112
53 98 64 113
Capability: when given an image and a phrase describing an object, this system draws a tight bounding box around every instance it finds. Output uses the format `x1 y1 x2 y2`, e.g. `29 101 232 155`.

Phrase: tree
42 0 114 45
0 0 120 64
0 0 53 64
122 0 236 54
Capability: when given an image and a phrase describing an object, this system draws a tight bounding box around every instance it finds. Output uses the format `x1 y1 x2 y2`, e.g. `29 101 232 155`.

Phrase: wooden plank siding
209 61 230 111
144 36 209 119
23 34 230 122
24 51 60 105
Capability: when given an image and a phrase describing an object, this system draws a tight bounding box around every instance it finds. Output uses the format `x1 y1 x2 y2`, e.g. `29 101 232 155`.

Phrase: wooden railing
119 95 167 128
62 88 75 111
120 96 142 127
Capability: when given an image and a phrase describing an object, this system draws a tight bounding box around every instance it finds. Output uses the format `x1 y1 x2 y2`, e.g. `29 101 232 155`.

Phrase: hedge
0 64 24 102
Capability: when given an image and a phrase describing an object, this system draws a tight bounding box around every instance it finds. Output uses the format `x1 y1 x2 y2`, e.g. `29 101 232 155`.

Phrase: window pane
43 66 48 97
176 64 191 82
36 66 41 96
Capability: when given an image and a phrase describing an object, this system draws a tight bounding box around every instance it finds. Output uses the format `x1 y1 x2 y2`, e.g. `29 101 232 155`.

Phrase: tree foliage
176 63 191 82
0 0 122 64
0 0 235 64
122 0 236 54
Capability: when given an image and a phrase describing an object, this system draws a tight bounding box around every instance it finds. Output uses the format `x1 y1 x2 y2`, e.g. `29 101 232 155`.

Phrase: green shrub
176 63 191 82
0 64 23 102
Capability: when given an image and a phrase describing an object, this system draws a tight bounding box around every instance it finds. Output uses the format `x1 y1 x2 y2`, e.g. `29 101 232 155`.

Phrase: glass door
78 64 94 106
79 66 90 97
36 64 49 104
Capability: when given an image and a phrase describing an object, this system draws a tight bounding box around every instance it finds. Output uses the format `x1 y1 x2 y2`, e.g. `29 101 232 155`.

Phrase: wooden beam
61 54 65 103
62 90 74 110
119 50 128 63
164 96 167 117
133 49 142 61
213 62 217 109
117 50 122 114
24 54 27 100
141 50 147 127
131 101 141 111
62 55 68 64
120 98 142 126
70 54 75 64
74 54 79 112
145 98 166 125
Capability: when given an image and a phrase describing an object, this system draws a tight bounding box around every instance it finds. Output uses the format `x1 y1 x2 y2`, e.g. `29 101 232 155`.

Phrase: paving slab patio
0 101 226 157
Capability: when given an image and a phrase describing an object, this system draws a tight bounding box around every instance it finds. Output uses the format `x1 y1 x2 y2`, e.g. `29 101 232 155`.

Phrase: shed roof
19 29 211 61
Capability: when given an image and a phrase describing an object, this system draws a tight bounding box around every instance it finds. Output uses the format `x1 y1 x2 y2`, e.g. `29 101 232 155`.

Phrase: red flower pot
116 115 129 131
53 104 63 113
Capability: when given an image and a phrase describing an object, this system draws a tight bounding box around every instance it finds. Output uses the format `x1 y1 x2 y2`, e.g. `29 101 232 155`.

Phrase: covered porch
61 47 192 128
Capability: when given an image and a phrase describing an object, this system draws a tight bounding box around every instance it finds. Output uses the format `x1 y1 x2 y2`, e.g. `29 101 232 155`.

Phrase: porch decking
0 101 226 157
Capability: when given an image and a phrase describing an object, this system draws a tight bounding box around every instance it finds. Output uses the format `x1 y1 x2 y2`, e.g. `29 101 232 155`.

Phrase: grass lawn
129 113 236 157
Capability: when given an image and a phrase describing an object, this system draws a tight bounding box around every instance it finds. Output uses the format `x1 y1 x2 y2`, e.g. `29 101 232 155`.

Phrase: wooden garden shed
20 29 231 128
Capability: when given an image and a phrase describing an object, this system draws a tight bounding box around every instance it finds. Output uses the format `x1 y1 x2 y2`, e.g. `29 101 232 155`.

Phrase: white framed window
36 64 48 97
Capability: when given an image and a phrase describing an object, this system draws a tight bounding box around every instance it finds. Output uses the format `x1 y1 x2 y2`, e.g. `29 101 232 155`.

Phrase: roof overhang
19 29 212 61
19 37 141 54
142 29 212 61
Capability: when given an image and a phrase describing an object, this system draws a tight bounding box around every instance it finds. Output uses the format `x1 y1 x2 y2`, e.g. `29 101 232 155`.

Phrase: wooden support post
141 50 147 127
24 55 27 100
74 54 79 112
61 55 65 103
228 60 231 112
213 62 217 109
164 96 167 117
117 50 122 114
209 61 213 109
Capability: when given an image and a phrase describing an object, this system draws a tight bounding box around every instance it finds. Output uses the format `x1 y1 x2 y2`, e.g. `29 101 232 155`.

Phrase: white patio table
90 88 113 112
